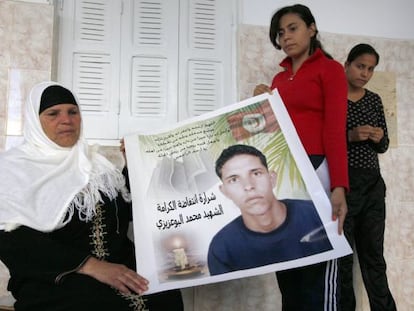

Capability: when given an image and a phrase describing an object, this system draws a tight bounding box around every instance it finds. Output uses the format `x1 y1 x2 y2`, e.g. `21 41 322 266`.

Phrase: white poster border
125 91 352 294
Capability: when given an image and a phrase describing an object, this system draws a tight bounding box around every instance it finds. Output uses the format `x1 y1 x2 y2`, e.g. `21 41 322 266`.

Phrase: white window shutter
118 0 180 137
72 53 111 111
57 0 121 139
178 0 236 120
131 57 168 116
187 60 222 115
57 0 238 141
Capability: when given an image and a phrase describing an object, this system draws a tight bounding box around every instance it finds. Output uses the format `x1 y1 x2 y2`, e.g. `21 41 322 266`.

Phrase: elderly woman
0 82 183 311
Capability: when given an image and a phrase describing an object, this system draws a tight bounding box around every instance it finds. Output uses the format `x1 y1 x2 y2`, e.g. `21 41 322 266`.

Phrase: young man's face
219 154 277 217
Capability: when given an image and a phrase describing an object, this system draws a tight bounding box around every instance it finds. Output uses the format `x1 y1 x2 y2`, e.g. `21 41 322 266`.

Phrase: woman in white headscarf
0 82 183 311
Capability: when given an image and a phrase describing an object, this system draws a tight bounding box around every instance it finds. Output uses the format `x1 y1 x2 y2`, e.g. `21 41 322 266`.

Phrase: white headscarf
0 81 130 232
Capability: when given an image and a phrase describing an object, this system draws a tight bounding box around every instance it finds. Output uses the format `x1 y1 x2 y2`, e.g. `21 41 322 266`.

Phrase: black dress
0 188 183 311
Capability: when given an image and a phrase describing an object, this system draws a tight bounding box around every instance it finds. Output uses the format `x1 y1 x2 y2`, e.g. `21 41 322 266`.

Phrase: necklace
288 69 296 81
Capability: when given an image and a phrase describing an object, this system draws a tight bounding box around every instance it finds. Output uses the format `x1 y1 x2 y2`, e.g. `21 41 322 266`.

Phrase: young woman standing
340 43 397 311
254 4 349 310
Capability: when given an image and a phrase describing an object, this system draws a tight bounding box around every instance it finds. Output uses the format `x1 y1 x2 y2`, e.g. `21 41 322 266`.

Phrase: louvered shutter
178 0 236 120
57 0 121 139
118 0 180 137
57 0 237 141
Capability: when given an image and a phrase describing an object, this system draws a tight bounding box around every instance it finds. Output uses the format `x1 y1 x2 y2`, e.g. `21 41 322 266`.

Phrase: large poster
124 92 352 294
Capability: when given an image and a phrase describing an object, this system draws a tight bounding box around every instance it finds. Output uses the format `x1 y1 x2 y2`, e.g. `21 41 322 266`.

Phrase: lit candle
173 248 188 270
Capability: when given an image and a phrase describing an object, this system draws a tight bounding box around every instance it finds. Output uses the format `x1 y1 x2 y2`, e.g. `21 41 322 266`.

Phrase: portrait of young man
207 144 333 276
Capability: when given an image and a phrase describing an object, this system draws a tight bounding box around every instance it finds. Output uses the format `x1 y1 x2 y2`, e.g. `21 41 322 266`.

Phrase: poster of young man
124 91 352 294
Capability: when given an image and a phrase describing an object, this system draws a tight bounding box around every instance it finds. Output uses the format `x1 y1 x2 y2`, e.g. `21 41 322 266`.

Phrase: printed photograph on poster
124 91 352 294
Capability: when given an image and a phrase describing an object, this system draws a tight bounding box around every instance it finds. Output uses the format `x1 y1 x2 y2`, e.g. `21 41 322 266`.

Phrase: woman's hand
368 127 384 143
348 125 384 144
78 257 149 295
330 187 347 234
253 84 272 96
348 125 372 142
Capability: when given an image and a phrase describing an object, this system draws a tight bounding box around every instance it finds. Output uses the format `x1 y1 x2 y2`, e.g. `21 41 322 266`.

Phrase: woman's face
277 13 316 59
345 53 377 89
39 103 81 147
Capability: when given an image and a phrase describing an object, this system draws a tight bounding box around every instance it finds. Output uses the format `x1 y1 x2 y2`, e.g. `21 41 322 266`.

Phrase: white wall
242 0 414 40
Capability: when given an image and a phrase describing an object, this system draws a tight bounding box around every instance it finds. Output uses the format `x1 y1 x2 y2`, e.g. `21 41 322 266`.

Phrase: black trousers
276 260 339 311
144 290 184 311
275 155 340 311
339 168 396 311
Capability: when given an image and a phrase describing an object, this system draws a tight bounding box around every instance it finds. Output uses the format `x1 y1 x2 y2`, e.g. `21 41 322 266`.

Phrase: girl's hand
253 84 272 96
348 125 373 142
369 127 384 143
330 187 347 234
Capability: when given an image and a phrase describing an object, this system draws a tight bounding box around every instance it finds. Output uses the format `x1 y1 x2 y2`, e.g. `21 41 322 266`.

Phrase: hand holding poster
124 91 352 294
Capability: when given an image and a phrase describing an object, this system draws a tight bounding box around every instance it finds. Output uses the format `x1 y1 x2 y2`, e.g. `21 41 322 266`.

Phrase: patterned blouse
347 89 389 171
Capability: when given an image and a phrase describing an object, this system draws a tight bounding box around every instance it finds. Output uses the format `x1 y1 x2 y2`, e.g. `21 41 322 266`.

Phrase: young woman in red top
254 4 348 311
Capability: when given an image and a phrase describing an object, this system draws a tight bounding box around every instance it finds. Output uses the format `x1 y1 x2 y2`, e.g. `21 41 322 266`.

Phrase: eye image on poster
124 91 352 294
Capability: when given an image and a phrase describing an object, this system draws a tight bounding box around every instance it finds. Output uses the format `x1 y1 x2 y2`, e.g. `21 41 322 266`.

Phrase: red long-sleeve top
271 49 349 190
